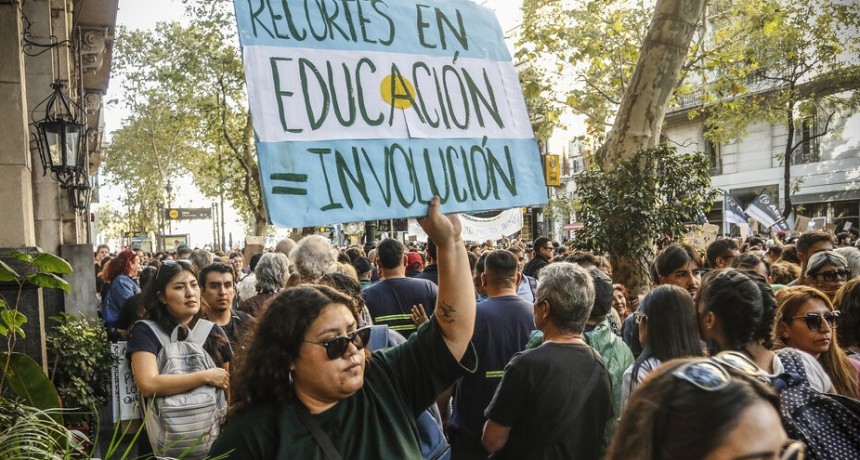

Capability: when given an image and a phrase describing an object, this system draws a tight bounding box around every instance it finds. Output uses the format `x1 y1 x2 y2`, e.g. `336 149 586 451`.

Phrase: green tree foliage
106 0 268 237
517 0 653 137
697 0 860 216
573 145 718 293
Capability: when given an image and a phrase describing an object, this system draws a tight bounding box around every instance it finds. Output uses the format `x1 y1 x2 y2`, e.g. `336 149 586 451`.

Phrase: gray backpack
139 320 227 459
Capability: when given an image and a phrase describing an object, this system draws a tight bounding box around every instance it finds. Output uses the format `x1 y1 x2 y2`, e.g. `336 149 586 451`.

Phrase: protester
363 238 438 337
621 285 703 409
209 197 477 458
238 252 290 317
706 238 740 269
288 235 339 285
199 262 255 350
803 251 850 301
414 240 439 285
128 260 232 456
612 284 631 322
731 253 772 284
835 278 860 359
448 250 535 460
790 231 835 285
522 237 552 278
774 286 859 397
103 248 142 340
115 265 157 339
482 262 612 459
608 357 800 460
236 252 263 302
770 261 799 287
835 246 860 278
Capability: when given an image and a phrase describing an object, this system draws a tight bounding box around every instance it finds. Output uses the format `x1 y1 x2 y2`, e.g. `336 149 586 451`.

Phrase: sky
99 0 526 248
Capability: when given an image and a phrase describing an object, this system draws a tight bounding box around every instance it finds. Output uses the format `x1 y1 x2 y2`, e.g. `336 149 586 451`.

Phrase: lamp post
165 179 173 234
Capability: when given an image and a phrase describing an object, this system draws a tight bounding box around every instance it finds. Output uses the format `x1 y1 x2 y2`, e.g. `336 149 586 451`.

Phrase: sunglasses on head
655 352 804 459
813 269 850 282
788 310 840 331
304 326 372 360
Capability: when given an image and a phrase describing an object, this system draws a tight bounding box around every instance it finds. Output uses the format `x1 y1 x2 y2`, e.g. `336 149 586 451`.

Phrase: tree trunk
594 0 705 293
597 0 706 171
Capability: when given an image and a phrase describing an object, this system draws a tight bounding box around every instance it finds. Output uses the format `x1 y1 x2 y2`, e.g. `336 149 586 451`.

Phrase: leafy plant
0 250 71 397
572 145 718 293
47 313 117 427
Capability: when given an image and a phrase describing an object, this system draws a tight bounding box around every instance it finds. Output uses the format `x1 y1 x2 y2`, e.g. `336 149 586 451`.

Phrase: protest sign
794 215 810 232
233 0 547 227
812 217 826 230
111 342 141 422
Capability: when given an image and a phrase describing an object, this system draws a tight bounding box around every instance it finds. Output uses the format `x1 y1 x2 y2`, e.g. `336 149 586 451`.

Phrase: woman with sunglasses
608 355 803 460
127 259 233 454
210 197 477 458
774 286 859 398
835 278 860 359
803 251 850 301
620 285 704 410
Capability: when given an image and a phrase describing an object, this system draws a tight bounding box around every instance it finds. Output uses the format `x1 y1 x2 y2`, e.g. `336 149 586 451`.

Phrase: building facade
0 0 118 365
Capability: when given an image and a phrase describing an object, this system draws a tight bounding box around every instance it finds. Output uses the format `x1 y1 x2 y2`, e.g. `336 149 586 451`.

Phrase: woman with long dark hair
127 260 232 457
620 285 703 409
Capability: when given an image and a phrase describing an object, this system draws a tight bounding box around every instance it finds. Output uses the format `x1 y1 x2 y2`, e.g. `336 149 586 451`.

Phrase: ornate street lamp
30 81 88 188
67 173 92 214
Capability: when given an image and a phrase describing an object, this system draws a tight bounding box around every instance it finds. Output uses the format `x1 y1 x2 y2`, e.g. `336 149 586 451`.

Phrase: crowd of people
93 208 860 459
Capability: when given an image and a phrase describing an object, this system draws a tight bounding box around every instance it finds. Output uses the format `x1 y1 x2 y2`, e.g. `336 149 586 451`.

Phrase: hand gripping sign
233 0 547 227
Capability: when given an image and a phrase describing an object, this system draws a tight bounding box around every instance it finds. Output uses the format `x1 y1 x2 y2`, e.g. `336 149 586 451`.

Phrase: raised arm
417 196 475 361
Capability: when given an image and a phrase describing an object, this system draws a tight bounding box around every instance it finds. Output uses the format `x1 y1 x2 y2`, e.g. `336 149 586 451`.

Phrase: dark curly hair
834 278 860 349
696 269 763 353
225 285 359 422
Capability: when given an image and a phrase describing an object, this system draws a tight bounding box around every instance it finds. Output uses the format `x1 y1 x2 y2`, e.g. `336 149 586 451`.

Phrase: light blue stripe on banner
233 0 511 61
257 137 547 228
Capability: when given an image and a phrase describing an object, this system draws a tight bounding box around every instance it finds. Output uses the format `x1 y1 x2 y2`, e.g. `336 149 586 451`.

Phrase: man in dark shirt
523 237 552 278
449 250 534 459
415 239 439 285
483 262 612 460
363 239 438 338
199 263 255 350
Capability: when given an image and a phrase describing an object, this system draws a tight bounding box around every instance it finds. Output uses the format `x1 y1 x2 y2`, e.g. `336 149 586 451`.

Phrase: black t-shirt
126 320 233 364
485 343 612 460
209 319 478 459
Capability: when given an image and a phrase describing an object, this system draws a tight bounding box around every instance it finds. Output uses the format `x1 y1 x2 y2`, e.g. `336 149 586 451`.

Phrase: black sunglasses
813 269 850 282
304 326 372 360
788 310 840 331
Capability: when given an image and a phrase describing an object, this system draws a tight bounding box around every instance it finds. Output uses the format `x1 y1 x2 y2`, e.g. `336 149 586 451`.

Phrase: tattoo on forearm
437 302 456 324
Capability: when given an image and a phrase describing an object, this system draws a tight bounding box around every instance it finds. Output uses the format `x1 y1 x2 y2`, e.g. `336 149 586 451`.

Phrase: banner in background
723 191 748 225
233 0 547 228
744 191 790 232
408 208 523 242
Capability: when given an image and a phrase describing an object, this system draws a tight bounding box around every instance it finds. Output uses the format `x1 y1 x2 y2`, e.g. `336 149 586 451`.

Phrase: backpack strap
140 320 171 348
369 324 389 351
186 319 216 346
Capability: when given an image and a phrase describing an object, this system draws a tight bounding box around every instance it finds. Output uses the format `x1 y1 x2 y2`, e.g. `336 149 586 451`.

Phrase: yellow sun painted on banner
380 74 416 109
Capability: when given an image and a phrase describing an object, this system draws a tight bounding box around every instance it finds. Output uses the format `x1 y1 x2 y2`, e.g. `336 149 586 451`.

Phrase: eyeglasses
812 269 850 282
788 310 840 331
304 326 372 360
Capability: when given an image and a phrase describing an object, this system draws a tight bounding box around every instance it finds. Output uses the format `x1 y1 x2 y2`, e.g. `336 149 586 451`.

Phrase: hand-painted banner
234 0 547 228
407 208 523 242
